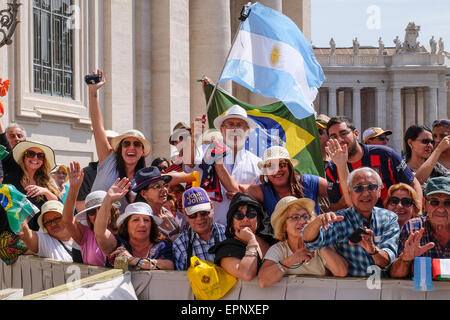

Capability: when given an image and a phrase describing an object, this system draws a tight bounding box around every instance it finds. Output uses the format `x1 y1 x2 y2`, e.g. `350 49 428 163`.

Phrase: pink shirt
79 225 107 267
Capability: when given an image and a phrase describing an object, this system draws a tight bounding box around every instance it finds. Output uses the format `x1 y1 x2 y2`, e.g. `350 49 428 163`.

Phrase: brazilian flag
0 184 39 233
204 82 324 177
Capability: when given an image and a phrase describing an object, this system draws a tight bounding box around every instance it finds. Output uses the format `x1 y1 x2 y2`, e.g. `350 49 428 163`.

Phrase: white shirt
37 232 74 262
185 145 261 225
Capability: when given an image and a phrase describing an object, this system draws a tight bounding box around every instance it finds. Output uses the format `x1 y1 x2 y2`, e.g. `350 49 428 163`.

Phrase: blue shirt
303 206 400 277
172 223 226 270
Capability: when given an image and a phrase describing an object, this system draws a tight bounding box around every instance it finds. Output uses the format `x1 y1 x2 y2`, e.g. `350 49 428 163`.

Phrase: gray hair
347 167 382 188
6 123 27 137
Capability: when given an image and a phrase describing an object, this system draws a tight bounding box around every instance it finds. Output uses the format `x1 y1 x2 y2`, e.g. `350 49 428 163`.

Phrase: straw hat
270 196 316 241
213 105 256 131
110 129 152 157
12 141 56 173
257 146 299 170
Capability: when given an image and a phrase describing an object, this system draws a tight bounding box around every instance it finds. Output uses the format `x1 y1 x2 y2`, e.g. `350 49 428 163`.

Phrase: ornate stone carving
0 0 21 48
430 36 437 54
393 36 402 54
329 37 335 56
402 22 420 53
438 37 444 55
352 37 360 56
378 37 384 55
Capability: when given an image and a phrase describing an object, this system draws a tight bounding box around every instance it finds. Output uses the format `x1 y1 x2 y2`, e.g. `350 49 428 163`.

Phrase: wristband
135 258 144 270
276 262 286 274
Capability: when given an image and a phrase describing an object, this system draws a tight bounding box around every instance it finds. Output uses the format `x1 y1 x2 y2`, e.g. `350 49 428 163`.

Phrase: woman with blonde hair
0 140 59 230
384 183 421 229
258 196 348 288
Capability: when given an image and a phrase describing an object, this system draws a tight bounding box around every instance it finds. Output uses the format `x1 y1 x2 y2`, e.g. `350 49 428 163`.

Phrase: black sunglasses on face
428 199 450 208
352 183 379 193
26 150 45 160
370 136 389 142
233 207 258 221
122 140 143 148
418 138 434 146
388 197 414 208
187 211 210 219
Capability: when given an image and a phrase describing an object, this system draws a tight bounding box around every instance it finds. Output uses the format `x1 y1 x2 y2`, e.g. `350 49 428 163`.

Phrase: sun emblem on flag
270 45 281 67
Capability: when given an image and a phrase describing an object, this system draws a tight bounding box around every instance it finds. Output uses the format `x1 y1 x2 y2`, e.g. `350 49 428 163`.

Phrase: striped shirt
172 223 226 270
303 206 400 277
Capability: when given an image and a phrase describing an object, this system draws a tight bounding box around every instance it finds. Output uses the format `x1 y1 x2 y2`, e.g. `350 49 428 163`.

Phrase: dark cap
132 166 172 193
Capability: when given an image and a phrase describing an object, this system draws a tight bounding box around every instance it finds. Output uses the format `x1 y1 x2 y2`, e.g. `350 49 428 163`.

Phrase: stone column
392 87 402 153
190 0 231 122
375 87 386 128
319 89 328 115
438 86 448 119
151 0 190 160
102 0 135 133
328 87 337 117
416 88 424 125
404 88 416 131
352 87 362 133
344 88 353 119
282 0 311 42
427 87 439 126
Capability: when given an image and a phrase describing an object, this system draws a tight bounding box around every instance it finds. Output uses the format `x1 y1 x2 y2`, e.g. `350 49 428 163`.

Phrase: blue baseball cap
182 187 211 216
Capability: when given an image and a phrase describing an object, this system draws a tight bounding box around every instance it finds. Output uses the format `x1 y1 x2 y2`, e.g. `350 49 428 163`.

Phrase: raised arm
19 221 39 254
62 162 85 244
326 139 352 209
87 69 113 163
414 135 450 184
94 178 130 255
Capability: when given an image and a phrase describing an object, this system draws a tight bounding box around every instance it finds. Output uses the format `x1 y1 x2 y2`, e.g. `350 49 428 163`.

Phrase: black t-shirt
76 161 99 201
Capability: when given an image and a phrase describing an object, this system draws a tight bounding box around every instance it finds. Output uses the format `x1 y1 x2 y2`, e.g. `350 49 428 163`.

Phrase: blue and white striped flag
219 2 325 120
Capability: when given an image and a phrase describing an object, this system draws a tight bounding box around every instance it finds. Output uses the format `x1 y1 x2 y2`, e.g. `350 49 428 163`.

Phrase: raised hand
87 69 106 92
106 177 130 202
68 161 84 188
401 229 435 262
326 138 348 167
316 211 345 231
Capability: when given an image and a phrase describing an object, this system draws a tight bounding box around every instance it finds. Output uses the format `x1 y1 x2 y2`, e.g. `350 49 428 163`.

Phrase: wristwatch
135 258 144 270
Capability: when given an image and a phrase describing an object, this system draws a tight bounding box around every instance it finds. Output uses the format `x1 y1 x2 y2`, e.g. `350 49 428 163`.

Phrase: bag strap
185 224 221 270
58 240 73 257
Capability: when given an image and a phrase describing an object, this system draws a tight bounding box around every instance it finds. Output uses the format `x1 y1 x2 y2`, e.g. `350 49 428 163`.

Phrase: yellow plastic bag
187 256 237 300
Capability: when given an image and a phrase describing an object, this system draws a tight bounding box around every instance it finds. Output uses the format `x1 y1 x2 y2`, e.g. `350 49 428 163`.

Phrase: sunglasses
43 216 62 227
352 183 379 193
387 197 414 208
428 199 450 208
121 140 143 148
287 214 310 222
187 211 210 219
432 119 450 128
233 207 258 221
370 136 389 142
25 150 45 160
418 138 434 146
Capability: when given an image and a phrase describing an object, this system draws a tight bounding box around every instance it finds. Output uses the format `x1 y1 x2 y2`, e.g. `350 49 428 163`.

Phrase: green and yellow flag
203 83 324 177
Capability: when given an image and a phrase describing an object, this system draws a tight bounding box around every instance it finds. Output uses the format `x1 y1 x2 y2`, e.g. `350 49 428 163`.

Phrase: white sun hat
116 202 163 227
213 105 256 131
257 146 299 170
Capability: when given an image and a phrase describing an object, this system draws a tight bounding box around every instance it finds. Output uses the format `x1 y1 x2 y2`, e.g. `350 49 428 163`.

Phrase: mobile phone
348 227 367 243
84 74 101 85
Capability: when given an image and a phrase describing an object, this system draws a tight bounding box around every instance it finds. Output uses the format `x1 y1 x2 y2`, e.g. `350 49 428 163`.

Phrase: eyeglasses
221 121 249 130
147 183 169 191
370 136 389 142
432 119 450 128
329 130 353 140
428 199 450 208
418 138 434 146
86 208 98 216
43 216 62 227
25 150 45 160
352 183 379 193
187 211 210 219
287 214 310 222
233 207 258 221
387 197 414 208
121 140 143 148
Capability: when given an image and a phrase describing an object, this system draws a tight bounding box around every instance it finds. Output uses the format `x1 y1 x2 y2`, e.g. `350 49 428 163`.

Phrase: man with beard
325 116 422 211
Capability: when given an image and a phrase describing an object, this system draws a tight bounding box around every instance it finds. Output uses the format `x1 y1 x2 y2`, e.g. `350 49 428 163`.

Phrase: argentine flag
219 2 324 120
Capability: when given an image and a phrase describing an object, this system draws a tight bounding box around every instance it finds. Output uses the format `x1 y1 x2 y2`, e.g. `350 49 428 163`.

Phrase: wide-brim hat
110 129 152 157
76 190 121 224
117 202 163 227
362 127 392 144
213 105 256 131
271 196 316 240
257 146 299 170
13 141 56 173
132 166 173 193
37 200 64 233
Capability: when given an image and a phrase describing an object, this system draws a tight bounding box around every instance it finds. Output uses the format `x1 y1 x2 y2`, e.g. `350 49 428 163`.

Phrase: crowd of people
0 71 449 290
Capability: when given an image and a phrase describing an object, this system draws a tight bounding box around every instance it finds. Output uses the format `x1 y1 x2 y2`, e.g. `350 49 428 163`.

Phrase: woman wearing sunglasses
61 162 120 266
258 196 348 288
209 193 276 281
384 183 421 229
0 141 60 231
86 69 151 212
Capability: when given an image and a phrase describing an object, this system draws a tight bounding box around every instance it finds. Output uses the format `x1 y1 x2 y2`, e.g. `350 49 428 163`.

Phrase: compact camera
348 227 368 243
84 74 102 85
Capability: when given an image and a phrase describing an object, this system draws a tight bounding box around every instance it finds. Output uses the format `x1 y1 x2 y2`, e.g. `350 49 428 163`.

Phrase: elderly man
362 127 392 146
0 122 27 184
302 167 400 277
172 187 226 270
390 176 450 278
325 116 422 211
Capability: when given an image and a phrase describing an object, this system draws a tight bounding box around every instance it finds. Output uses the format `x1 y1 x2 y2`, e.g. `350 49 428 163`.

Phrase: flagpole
203 2 252 115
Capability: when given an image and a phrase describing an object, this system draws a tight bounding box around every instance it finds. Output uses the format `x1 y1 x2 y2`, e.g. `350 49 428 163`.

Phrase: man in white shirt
20 200 74 262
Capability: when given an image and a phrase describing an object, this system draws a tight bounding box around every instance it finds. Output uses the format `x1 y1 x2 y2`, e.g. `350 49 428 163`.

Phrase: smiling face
231 205 258 235
426 193 450 229
328 122 360 158
140 180 169 208
349 170 381 217
24 147 45 172
186 209 213 237
220 118 250 150
120 137 144 166
42 211 65 238
386 189 417 228
409 130 433 159
127 214 152 241
265 159 291 187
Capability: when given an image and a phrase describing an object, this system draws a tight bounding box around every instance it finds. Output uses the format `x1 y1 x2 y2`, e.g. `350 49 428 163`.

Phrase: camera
84 74 102 85
348 227 367 243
